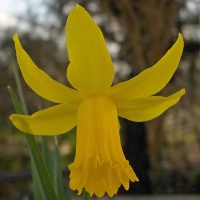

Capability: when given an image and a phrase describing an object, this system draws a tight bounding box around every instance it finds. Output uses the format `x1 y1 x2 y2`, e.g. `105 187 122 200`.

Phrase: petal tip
71 4 84 13
177 33 184 48
13 33 19 42
75 3 81 9
9 115 13 121
67 4 86 26
180 88 186 96
178 33 183 40
9 114 17 121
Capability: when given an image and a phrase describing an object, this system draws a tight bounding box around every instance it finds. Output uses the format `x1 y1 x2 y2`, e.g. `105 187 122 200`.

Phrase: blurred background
0 0 200 199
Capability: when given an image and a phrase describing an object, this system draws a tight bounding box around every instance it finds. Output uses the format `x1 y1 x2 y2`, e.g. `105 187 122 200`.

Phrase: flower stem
82 189 91 200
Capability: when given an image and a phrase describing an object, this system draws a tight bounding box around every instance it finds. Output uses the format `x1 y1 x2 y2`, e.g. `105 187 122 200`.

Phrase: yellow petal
9 103 77 135
116 89 185 122
13 34 81 103
109 34 184 99
66 5 114 95
69 96 138 197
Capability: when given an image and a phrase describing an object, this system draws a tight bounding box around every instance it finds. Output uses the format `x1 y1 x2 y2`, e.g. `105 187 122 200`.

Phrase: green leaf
7 86 24 114
53 136 66 199
11 60 28 114
31 156 46 200
41 136 54 179
8 86 58 200
8 86 44 199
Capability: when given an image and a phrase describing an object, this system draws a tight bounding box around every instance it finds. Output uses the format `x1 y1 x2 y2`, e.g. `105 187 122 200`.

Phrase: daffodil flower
10 4 185 198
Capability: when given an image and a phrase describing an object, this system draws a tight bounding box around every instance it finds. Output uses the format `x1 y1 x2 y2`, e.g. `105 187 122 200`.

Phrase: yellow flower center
69 96 138 197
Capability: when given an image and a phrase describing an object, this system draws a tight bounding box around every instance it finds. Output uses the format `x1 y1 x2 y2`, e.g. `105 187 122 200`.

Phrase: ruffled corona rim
69 96 138 197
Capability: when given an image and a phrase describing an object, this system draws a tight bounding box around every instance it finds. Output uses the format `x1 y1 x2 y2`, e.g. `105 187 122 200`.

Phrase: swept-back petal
115 89 185 122
13 34 82 103
109 34 184 99
66 5 114 95
9 103 77 135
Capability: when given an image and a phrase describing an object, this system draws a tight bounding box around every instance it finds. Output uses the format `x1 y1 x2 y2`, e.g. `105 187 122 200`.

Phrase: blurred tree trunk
121 120 152 194
100 0 184 194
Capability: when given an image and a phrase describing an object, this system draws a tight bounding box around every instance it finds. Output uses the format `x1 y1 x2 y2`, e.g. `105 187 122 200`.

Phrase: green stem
82 189 91 200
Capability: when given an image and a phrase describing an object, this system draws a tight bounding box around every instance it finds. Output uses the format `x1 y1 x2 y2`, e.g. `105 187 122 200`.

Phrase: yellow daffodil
10 4 185 198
